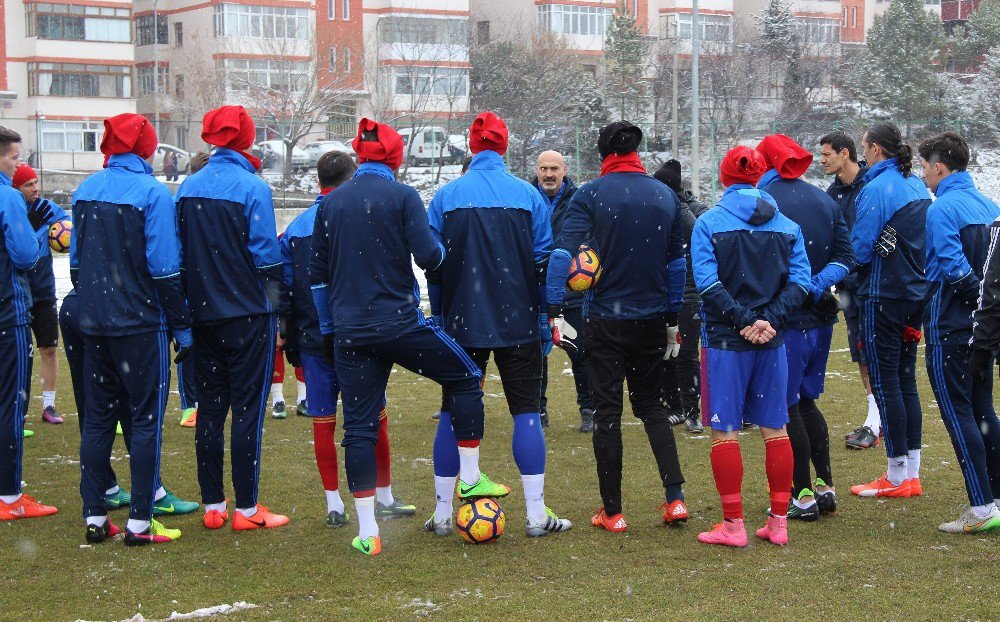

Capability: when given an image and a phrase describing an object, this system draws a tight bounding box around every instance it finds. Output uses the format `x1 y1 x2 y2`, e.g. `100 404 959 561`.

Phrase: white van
398 126 452 166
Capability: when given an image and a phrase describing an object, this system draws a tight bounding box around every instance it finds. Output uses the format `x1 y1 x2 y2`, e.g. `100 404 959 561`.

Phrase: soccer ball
48 220 72 253
455 498 506 544
566 245 602 291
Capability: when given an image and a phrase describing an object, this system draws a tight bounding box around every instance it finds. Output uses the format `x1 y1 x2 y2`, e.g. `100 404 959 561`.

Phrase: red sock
273 345 285 383
765 435 794 516
312 417 338 491
375 409 391 488
710 440 744 520
294 366 305 383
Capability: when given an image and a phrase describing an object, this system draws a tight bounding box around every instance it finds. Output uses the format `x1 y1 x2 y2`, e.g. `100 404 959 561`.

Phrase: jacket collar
107 153 153 174
934 170 974 197
757 168 781 188
354 161 395 181
209 147 256 173
0 171 11 187
864 158 897 183
470 150 506 171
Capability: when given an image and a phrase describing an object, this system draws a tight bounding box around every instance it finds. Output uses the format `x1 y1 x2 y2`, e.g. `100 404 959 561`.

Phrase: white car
304 140 356 167
257 140 309 170
399 126 451 166
152 143 191 176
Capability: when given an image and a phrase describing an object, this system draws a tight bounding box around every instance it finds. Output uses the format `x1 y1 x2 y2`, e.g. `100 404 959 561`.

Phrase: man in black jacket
533 150 594 432
973 219 1000 373
653 159 708 434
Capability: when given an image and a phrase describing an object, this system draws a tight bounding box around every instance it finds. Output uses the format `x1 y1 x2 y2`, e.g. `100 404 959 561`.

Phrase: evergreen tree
954 0 1000 67
603 2 650 120
969 46 1000 142
756 0 795 58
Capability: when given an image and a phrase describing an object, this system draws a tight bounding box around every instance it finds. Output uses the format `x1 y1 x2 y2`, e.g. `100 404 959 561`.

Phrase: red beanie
101 113 158 160
469 112 508 156
12 163 37 189
720 146 767 187
351 118 404 171
202 105 256 152
756 134 813 179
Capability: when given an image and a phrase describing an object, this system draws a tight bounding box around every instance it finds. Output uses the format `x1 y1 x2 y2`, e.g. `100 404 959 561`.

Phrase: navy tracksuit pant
193 314 275 509
335 323 484 494
80 331 171 521
178 358 198 410
540 306 593 414
860 298 923 459
926 344 1000 506
0 325 32 497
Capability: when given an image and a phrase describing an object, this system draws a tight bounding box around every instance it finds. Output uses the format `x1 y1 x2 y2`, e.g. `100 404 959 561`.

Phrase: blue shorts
701 346 788 432
783 326 833 406
302 353 340 416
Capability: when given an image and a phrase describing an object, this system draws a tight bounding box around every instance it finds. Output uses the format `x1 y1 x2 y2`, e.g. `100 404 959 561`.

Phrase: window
795 17 839 44
676 13 733 43
328 0 335 19
26 3 131 43
537 4 614 36
343 48 351 73
380 17 469 45
394 67 468 98
175 74 184 98
29 62 131 98
842 7 848 27
221 58 309 92
851 7 857 28
342 0 349 20
213 4 309 40
136 64 169 95
40 120 103 152
328 47 336 71
175 127 187 151
477 20 490 45
174 21 183 46
136 13 167 45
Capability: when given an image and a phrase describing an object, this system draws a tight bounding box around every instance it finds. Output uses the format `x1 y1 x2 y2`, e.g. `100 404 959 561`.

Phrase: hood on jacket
721 185 777 226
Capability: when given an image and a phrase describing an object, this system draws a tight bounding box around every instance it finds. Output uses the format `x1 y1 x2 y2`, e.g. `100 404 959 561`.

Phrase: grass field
2 324 999 622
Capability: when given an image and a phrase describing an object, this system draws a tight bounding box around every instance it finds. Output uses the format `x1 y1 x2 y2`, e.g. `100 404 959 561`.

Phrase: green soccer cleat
456 473 511 501
116 422 123 436
103 488 132 510
153 490 200 516
788 488 819 522
326 510 349 528
351 535 382 556
375 499 416 519
22 429 34 438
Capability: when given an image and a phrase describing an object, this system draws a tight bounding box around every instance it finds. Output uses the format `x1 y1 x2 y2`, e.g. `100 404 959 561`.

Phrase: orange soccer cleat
0 494 58 521
850 474 912 498
232 505 290 530
908 478 923 496
591 507 628 533
203 509 229 529
660 500 689 525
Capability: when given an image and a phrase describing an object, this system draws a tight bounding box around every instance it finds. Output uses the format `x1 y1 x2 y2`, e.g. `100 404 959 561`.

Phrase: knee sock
887 455 908 486
0 494 20 504
434 476 457 523
205 502 226 513
764 435 794 517
786 403 813 496
42 391 55 410
864 394 881 433
907 448 921 480
665 484 684 503
513 413 547 523
375 411 393 506
312 417 343 512
126 519 151 533
86 514 107 527
270 383 284 406
710 439 743 520
432 412 460 478
354 495 378 539
296 380 306 404
800 397 833 486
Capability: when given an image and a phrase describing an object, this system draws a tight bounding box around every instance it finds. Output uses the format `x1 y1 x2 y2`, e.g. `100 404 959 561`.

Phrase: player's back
281 202 322 355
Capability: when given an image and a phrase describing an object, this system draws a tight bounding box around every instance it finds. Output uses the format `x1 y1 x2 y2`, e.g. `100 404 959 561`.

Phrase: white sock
971 503 996 519
271 383 283 405
237 506 258 518
325 489 345 514
522 473 547 524
86 515 107 527
297 381 306 403
154 486 166 502
907 449 921 480
864 394 881 433
355 496 378 539
127 519 151 533
205 502 226 513
458 446 481 487
42 391 55 409
792 497 815 509
376 486 394 507
887 456 908 486
434 475 457 521
0 493 22 504
105 485 120 496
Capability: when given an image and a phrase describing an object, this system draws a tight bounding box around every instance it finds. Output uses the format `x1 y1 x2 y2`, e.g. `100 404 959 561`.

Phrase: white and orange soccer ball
566 245 602 291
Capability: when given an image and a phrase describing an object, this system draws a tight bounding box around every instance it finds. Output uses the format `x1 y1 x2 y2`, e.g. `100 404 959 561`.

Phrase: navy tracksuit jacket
176 147 281 509
0 171 44 497
924 171 1000 507
280 195 324 358
24 198 69 307
71 153 190 521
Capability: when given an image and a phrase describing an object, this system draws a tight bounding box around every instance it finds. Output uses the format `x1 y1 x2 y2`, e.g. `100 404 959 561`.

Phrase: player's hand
26 198 54 232
550 315 578 352
814 290 841 321
664 324 682 360
970 347 993 384
323 333 335 365
172 328 192 364
752 319 776 344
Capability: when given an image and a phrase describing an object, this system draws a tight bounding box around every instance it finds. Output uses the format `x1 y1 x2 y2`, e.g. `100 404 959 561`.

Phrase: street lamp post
691 0 700 193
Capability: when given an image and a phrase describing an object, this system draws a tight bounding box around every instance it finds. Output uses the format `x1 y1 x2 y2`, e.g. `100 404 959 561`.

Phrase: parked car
303 140 356 167
257 140 309 171
398 127 452 166
152 143 191 175
447 134 468 165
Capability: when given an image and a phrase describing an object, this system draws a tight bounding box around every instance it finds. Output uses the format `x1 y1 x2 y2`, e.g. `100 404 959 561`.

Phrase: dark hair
819 131 857 162
189 151 210 174
865 121 913 176
317 151 357 188
0 126 22 155
918 131 969 173
460 155 473 174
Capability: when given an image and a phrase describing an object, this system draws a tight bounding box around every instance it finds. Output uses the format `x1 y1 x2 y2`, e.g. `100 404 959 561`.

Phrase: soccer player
546 121 686 532
72 113 191 544
653 159 709 434
176 105 289 531
428 112 571 538
280 150 414 527
849 122 931 499
919 132 1000 532
758 134 854 520
532 149 594 432
310 118 491 555
820 131 881 449
12 163 69 425
0 126 59 522
693 146 810 547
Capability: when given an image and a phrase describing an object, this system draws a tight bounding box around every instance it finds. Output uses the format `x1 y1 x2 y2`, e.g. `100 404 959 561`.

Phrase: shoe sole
376 511 417 520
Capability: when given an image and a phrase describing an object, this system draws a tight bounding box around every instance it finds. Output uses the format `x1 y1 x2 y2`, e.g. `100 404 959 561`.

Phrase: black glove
814 290 841 321
173 341 191 364
26 198 54 232
323 333 335 365
970 347 993 384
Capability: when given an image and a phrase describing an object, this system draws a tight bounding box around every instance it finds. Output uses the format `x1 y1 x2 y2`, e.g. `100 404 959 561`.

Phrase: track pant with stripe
80 331 170 521
926 344 1000 506
0 326 32 496
193 314 275 509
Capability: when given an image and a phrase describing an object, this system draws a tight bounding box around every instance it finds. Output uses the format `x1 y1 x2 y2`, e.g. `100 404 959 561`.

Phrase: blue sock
433 412 460 477
666 484 684 504
512 413 546 475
